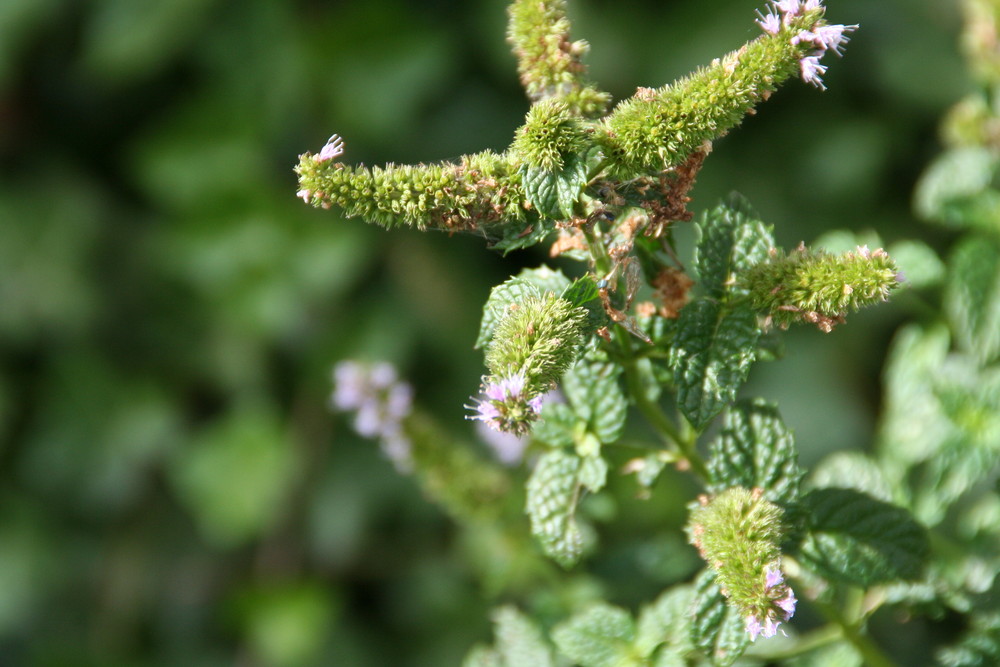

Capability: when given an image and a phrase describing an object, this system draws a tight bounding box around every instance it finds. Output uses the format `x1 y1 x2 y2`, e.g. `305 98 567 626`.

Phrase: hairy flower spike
743 244 901 332
295 148 530 238
687 487 796 641
507 0 611 117
484 294 589 397
468 373 546 436
512 100 592 172
600 6 831 177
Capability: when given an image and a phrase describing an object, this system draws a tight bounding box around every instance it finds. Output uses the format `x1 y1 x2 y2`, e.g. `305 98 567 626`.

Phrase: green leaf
945 235 1000 364
526 449 585 568
787 642 863 667
937 612 1000 667
809 452 893 503
476 279 543 349
492 606 555 667
690 570 750 667
562 275 608 332
887 239 945 290
707 399 801 506
522 145 601 220
534 402 579 449
563 355 627 444
517 265 573 296
492 220 552 254
800 488 929 586
668 299 760 431
552 603 637 667
463 646 502 667
695 194 774 300
635 586 696 662
915 146 1000 230
578 454 608 494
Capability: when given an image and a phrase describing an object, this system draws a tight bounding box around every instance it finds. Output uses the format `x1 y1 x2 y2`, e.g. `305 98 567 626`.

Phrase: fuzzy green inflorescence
507 0 611 117
294 149 530 238
486 293 588 396
512 99 593 172
742 244 901 332
599 9 824 177
687 487 796 641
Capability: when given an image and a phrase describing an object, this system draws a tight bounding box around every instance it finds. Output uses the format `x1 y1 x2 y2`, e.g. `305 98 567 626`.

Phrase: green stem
749 624 843 661
812 596 898 667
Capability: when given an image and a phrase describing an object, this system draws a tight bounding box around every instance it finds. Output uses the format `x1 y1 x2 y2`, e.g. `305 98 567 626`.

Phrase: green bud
742 244 901 332
687 487 796 641
485 294 589 396
512 100 592 172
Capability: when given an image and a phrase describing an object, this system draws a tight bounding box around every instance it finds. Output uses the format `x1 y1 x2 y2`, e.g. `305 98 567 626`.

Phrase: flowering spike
468 373 546 436
742 244 901 332
687 487 797 641
332 361 414 471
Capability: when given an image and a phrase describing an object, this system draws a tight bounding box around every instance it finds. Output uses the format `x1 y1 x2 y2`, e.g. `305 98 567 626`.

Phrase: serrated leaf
492 606 555 667
695 195 774 300
517 266 573 297
690 570 751 667
669 299 760 431
635 586 696 661
562 275 608 332
462 645 502 667
563 356 627 444
492 221 552 254
534 402 579 448
915 146 1000 229
809 452 893 503
707 399 801 506
552 603 637 667
522 146 601 220
800 488 929 586
945 235 1000 364
526 449 584 568
578 455 608 493
476 279 543 349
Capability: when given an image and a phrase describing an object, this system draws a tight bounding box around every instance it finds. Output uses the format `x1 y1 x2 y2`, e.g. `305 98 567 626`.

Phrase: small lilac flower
317 134 345 163
813 24 857 55
773 0 802 15
467 373 544 436
296 189 312 203
776 590 798 616
799 55 828 89
765 566 784 588
331 360 414 469
746 565 798 641
756 10 782 35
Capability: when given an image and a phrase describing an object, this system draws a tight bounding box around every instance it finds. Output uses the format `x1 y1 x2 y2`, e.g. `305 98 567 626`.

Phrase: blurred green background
0 0 966 664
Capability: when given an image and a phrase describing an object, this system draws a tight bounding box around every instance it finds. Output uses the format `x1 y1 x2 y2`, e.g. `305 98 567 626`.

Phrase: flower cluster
746 566 798 641
468 374 545 437
332 361 413 471
687 487 796 641
756 0 859 90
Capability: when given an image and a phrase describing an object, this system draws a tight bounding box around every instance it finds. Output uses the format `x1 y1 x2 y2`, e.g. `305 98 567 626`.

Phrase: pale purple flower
765 566 784 588
814 24 857 55
331 360 414 469
746 565 797 641
317 134 345 163
799 55 828 89
773 0 802 15
467 373 544 436
296 189 312 203
801 0 823 10
756 10 782 35
776 590 798 616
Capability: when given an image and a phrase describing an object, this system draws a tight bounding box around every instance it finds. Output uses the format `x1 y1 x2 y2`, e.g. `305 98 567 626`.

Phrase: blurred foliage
0 0 972 664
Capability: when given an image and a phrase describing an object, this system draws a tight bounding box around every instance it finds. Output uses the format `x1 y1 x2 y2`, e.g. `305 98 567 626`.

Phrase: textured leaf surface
669 299 759 430
522 146 600 220
914 146 1000 230
695 195 773 299
707 399 801 505
493 606 554 667
690 570 750 667
526 449 584 568
552 603 636 667
946 235 1000 364
887 239 945 290
800 488 929 586
635 587 695 663
563 356 627 444
936 611 1000 667
562 275 608 332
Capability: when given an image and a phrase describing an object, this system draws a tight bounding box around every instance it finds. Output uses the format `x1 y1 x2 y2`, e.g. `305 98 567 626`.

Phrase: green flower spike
687 487 797 641
743 244 901 332
485 293 589 396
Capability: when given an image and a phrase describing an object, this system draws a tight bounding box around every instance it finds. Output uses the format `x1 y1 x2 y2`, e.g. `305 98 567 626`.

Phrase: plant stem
812 596 898 667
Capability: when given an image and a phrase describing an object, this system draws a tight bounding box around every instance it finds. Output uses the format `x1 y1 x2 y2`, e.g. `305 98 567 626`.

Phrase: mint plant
293 1 971 665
